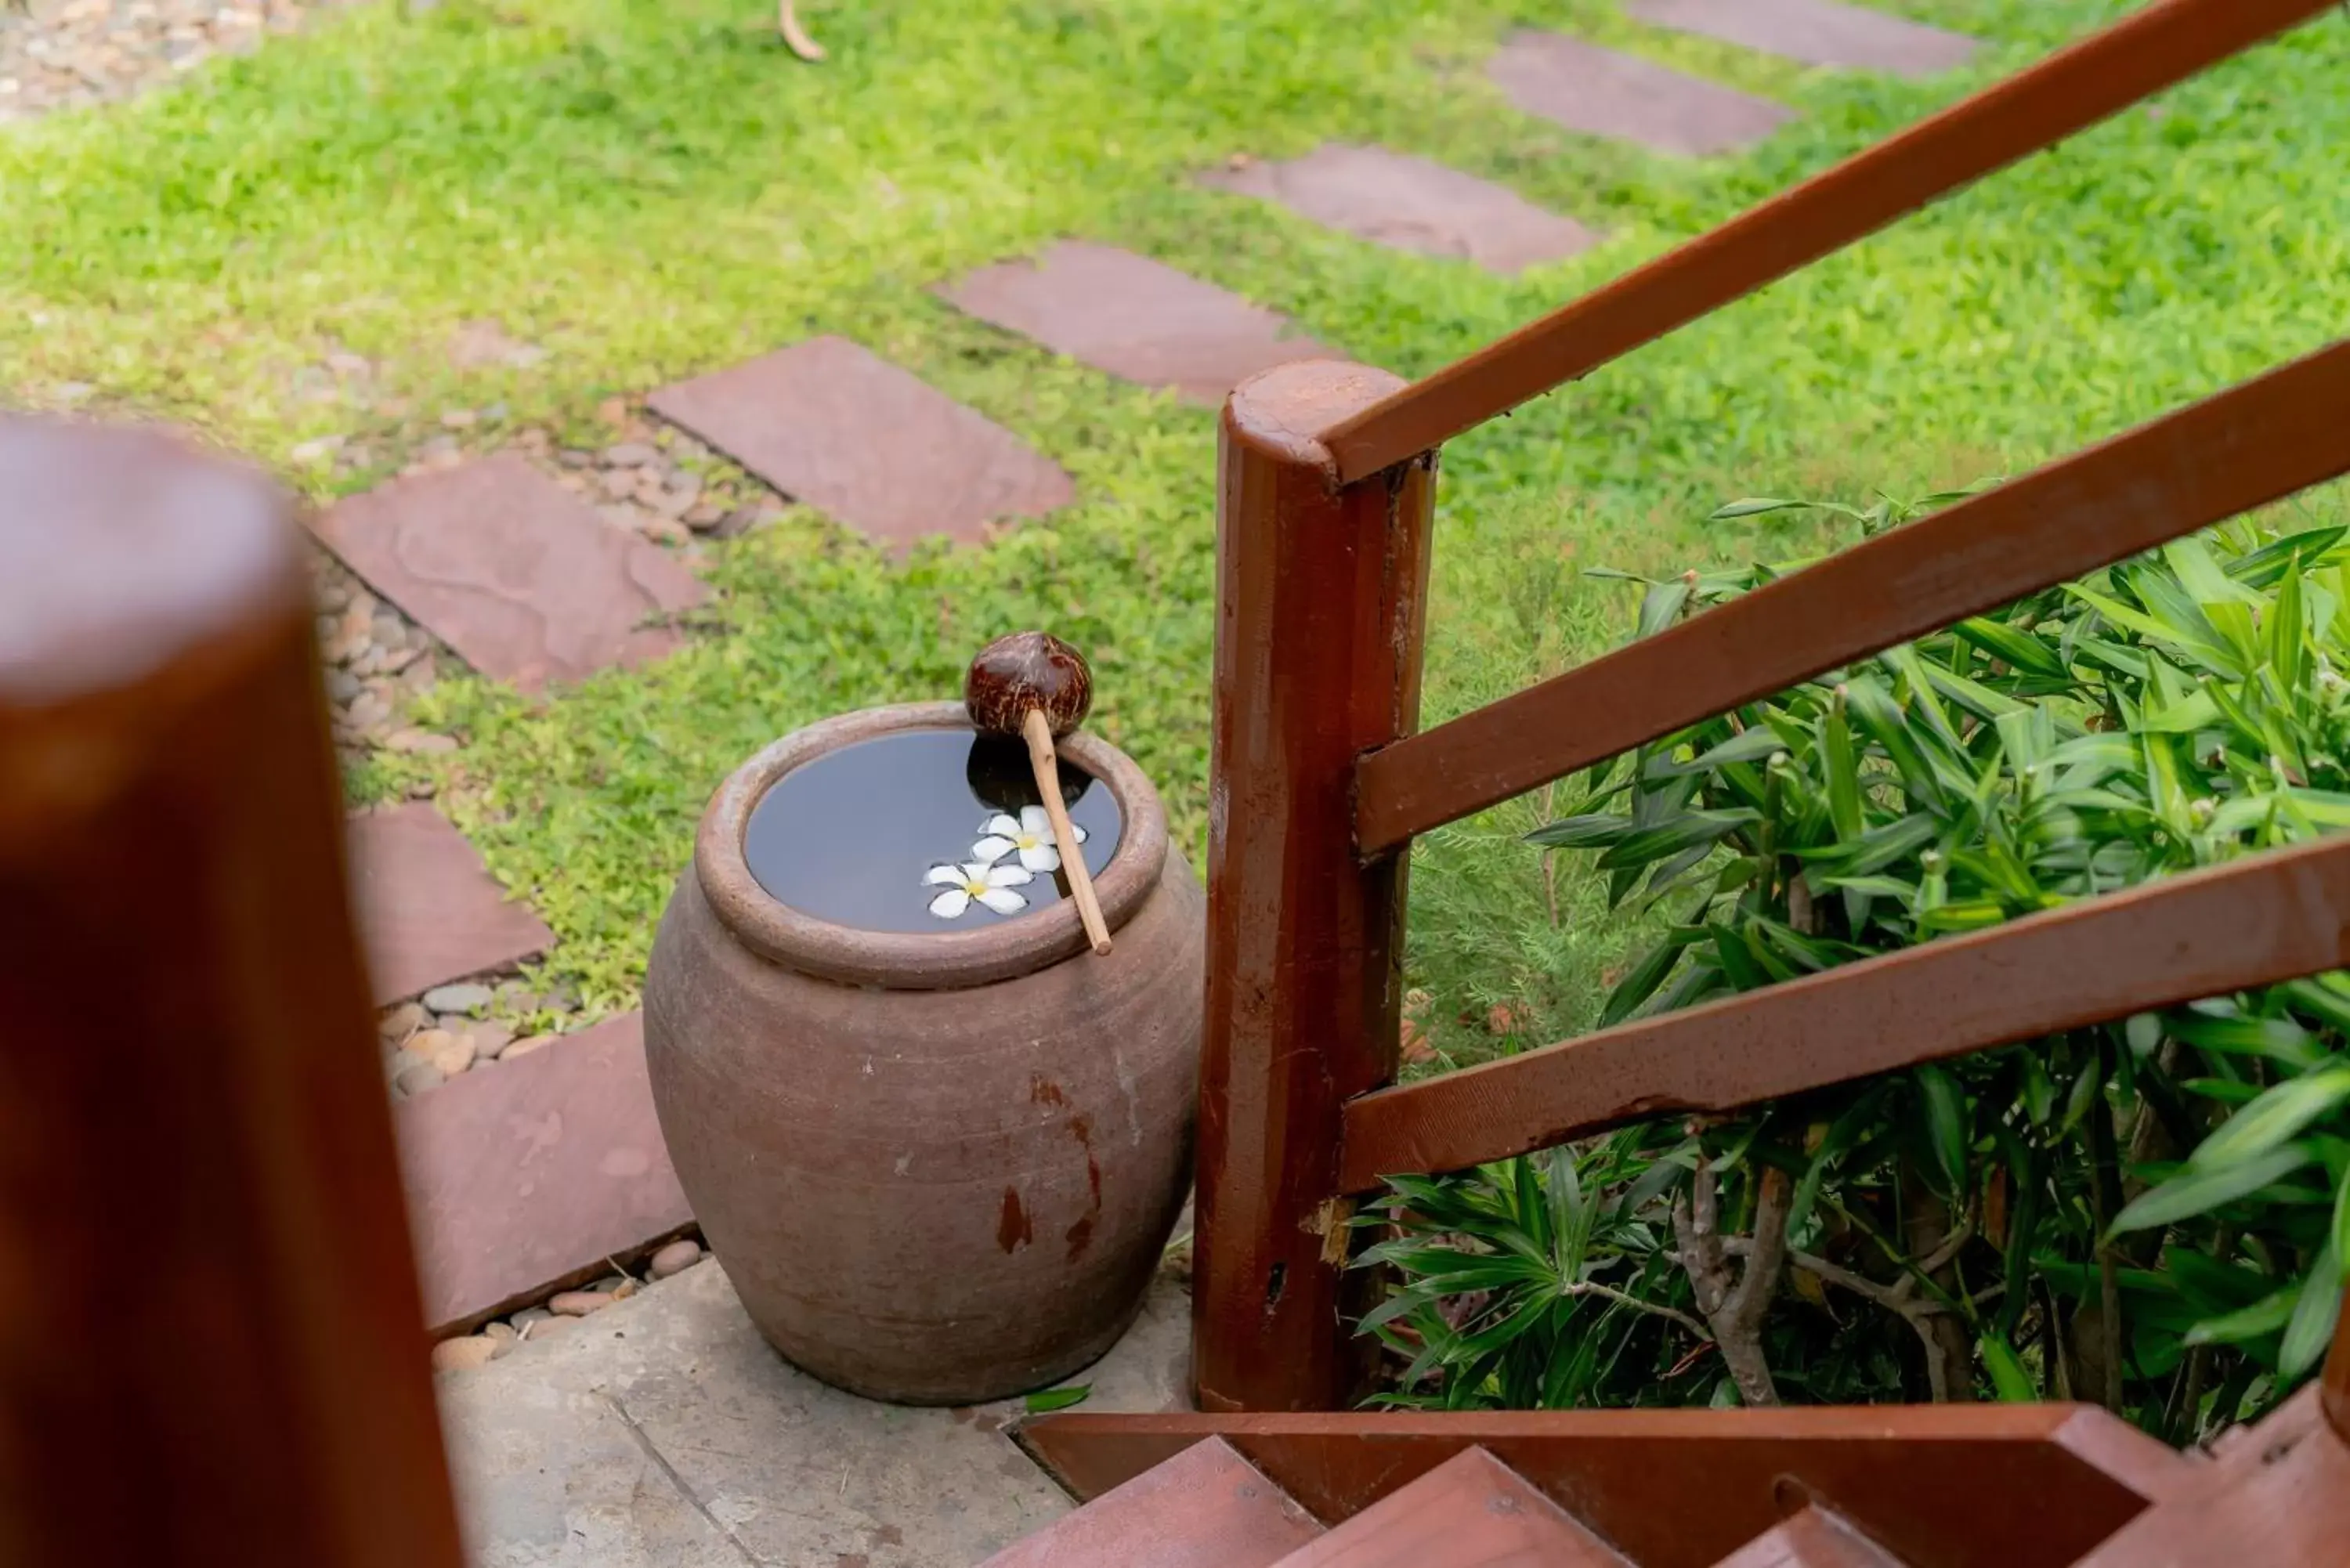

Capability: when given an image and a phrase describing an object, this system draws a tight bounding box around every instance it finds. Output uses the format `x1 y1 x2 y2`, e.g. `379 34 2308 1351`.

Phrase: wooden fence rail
1354 336 2350 855
1194 0 2350 1414
1319 0 2337 484
1339 831 2350 1190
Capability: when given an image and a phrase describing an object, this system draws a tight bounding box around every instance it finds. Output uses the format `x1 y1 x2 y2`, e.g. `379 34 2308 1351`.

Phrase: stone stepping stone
937 241 1335 406
646 336 1076 550
347 804 555 1006
1200 144 1600 276
396 1010 691 1334
313 453 705 692
1485 32 1795 157
1627 0 1976 78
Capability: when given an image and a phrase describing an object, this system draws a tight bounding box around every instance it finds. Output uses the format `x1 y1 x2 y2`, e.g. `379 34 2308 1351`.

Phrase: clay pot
643 702 1202 1404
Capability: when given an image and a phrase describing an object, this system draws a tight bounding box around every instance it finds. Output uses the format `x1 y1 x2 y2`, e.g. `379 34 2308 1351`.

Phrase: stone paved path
649 336 1075 550
1201 144 1601 275
1627 0 1977 77
313 453 707 692
348 803 554 1008
939 241 1336 406
399 1011 690 1335
439 1248 1191 1568
1487 31 1795 157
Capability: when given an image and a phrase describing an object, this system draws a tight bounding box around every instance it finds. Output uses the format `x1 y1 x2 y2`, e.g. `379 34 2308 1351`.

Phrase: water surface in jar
743 728 1123 934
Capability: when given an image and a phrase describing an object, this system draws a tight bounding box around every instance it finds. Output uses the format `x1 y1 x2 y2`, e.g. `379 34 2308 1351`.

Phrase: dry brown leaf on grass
779 0 826 60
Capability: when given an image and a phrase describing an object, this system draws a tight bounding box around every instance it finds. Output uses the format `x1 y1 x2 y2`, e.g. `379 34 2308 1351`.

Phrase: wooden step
1019 1406 2190 1567
979 1435 1322 1568
2064 1386 2350 1566
1269 1447 1625 1566
1712 1504 1908 1566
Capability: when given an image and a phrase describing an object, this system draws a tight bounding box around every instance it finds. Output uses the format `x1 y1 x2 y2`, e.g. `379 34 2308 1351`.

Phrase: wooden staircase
978 1384 2349 1566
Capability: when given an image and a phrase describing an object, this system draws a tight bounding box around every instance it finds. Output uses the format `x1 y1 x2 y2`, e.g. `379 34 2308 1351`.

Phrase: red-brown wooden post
0 420 465 1566
1192 361 1434 1411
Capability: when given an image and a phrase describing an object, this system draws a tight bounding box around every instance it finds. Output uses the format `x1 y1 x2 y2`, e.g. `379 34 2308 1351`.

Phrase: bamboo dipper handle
1023 707 1112 956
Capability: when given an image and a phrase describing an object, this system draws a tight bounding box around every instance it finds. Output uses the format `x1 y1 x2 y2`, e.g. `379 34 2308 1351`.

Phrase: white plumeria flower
971 804 1086 873
924 860 1033 919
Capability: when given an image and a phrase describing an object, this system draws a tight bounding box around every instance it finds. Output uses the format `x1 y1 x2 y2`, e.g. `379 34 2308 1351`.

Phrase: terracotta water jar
642 702 1202 1404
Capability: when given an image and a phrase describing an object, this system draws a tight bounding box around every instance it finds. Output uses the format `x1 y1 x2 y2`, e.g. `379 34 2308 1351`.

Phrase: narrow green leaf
2132 690 2222 734
1919 658 2026 721
1707 921 1771 993
1546 1146 1585 1278
1788 1089 1885 1235
1798 813 1937 876
1457 1297 1553 1358
1842 675 1944 807
2280 1239 2345 1378
1994 706 2059 777
2058 1060 2106 1137
2135 562 2252 675
2268 551 2311 692
1525 813 1631 849
1880 645 1967 753
2110 1144 2316 1234
1597 932 1698 1028
1820 696 1863 843
2192 1068 2350 1172
2167 1010 2325 1069
2164 537 2264 609
2019 1053 2057 1127
1661 727 1788 775
1024 1384 1091 1414
1806 873 1916 900
1354 1290 1428 1337
1979 1332 2037 1402
1709 497 1822 521
1637 579 1691 641
2141 732 2189 834
2178 1077 2265 1107
1513 1150 1548 1252
2183 1283 2300 1346
1595 809 1760 872
1915 1064 1969 1198
1953 617 2068 679
2230 525 2348 587
2336 1161 2350 1268
2066 583 2240 675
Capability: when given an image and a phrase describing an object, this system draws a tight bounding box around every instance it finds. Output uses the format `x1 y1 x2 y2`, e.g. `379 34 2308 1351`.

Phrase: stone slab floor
441 1252 1191 1568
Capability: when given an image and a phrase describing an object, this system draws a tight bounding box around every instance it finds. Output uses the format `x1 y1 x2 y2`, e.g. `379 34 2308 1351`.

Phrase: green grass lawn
6 0 2346 1042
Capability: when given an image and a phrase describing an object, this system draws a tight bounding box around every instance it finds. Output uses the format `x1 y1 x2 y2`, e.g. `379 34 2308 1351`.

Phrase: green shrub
1361 496 2350 1440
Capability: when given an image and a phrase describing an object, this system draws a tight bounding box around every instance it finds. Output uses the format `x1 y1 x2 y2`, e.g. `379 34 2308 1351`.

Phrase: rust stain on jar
1029 1075 1067 1107
997 1187 1033 1253
1065 1114 1103 1261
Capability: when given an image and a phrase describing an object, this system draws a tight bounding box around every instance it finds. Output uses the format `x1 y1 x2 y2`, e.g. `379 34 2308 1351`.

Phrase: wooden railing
1191 0 2350 1414
8 414 2346 1568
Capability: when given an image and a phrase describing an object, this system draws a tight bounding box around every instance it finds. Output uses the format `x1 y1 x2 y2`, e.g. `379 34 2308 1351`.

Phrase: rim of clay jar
694 700 1172 991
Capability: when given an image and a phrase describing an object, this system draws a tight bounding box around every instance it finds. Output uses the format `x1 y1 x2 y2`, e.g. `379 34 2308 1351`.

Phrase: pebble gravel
1 0 320 125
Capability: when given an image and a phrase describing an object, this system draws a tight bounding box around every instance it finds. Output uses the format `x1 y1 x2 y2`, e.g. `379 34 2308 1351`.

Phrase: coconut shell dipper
966 631 1112 956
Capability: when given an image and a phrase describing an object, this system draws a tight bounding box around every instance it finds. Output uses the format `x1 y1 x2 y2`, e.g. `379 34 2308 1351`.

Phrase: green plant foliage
1023 1383 1092 1413
1368 501 2350 1436
1353 1138 1703 1409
